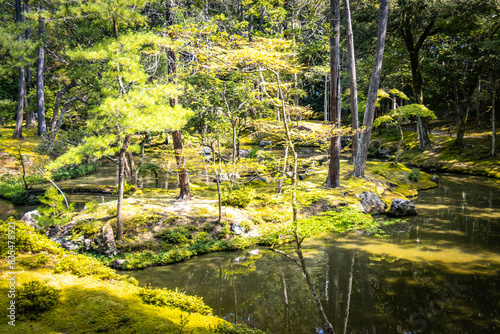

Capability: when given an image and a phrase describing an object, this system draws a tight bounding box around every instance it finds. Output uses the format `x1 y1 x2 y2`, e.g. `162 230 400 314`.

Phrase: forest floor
0 220 241 334
370 121 500 178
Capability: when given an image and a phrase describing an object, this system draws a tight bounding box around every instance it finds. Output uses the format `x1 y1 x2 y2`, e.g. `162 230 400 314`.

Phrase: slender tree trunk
492 81 497 157
166 0 190 200
232 120 237 163
116 134 131 242
395 117 404 164
344 0 359 165
37 15 46 135
324 74 329 122
476 77 481 127
50 81 78 131
24 3 35 129
326 0 341 188
13 0 25 139
127 152 137 187
48 97 81 145
277 146 289 196
353 0 389 177
172 130 190 200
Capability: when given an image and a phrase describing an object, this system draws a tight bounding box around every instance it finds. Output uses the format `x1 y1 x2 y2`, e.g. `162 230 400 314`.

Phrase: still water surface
122 174 500 334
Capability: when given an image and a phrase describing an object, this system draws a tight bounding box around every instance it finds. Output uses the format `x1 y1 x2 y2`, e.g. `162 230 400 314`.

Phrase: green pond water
119 173 500 334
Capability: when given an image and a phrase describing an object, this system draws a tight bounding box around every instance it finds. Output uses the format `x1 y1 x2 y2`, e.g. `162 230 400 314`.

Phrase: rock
250 176 268 183
247 249 261 256
431 175 439 183
45 225 62 238
238 149 250 158
51 236 81 251
355 192 387 214
387 199 418 217
378 147 391 156
259 140 272 147
96 223 118 257
298 174 307 180
84 238 92 251
212 172 240 182
202 146 212 155
21 210 40 227
26 195 38 205
231 256 246 263
111 259 126 269
231 222 245 235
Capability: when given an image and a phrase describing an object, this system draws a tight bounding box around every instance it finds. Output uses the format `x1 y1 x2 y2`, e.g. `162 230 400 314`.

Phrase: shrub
194 231 210 243
16 281 61 318
221 186 256 208
36 187 74 227
72 219 102 239
114 182 136 196
53 254 137 284
156 226 191 245
0 218 63 257
138 286 213 315
249 146 260 158
408 168 421 182
202 222 214 232
19 254 50 269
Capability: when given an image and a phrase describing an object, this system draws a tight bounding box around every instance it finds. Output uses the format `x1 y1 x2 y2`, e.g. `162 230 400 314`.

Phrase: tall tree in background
37 10 46 135
353 0 389 178
166 0 190 200
344 0 359 164
24 2 36 129
13 0 26 139
394 0 442 151
325 0 341 188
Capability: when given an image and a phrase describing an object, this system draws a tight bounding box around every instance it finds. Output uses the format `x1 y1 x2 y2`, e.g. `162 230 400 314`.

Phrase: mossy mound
0 218 258 334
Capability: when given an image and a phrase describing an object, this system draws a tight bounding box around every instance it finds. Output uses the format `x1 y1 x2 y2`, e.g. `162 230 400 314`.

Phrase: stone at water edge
202 146 212 155
111 259 126 269
238 149 250 158
51 236 82 251
355 192 387 214
231 222 245 235
387 198 418 217
20 209 40 228
431 175 439 183
259 140 272 147
95 223 118 257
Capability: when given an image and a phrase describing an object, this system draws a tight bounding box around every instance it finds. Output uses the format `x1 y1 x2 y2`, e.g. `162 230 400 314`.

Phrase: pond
120 173 500 334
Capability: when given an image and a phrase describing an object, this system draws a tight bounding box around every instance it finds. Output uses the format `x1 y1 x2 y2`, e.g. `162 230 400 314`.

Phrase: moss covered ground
371 124 500 178
0 219 260 334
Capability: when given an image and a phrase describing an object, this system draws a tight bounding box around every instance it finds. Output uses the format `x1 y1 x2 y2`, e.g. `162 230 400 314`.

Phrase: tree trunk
173 130 190 200
326 0 341 188
166 0 190 201
48 97 80 145
24 3 36 129
50 81 78 130
37 15 46 135
116 134 131 242
353 0 389 177
344 0 359 165
13 0 25 139
277 146 289 196
492 81 497 157
476 76 481 127
403 21 433 151
324 74 329 122
127 152 137 187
